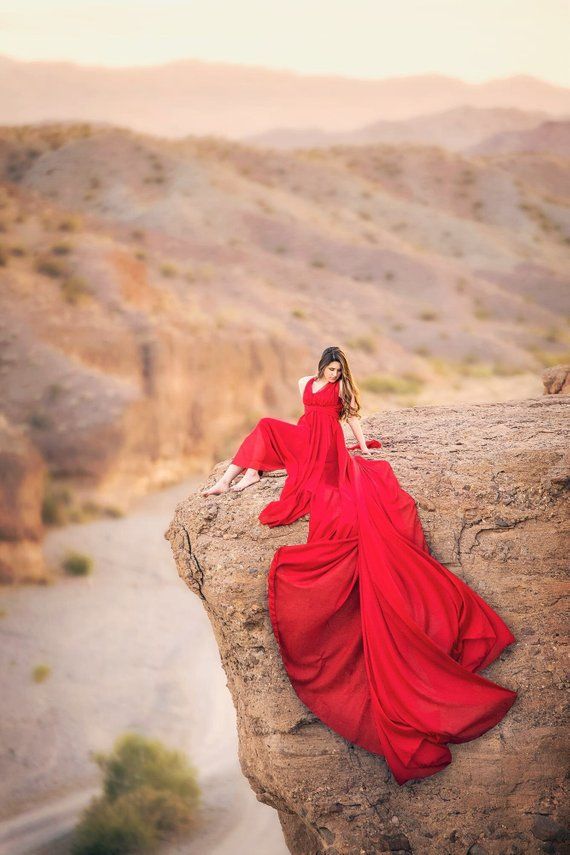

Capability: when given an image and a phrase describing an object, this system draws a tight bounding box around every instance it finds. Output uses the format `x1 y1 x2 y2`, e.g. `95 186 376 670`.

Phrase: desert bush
51 242 73 255
58 217 80 232
62 551 93 576
42 482 73 525
27 410 52 430
0 244 7 266
35 255 67 278
291 308 306 319
418 309 438 321
160 263 177 278
71 733 201 855
472 297 492 320
61 276 89 304
347 335 376 354
310 258 326 268
32 664 51 683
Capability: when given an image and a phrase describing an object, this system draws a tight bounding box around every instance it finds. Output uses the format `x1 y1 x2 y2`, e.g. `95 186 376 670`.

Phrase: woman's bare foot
230 471 261 492
201 463 244 496
201 478 232 496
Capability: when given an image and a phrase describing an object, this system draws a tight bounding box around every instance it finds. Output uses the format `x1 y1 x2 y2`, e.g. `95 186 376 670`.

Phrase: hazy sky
0 0 568 86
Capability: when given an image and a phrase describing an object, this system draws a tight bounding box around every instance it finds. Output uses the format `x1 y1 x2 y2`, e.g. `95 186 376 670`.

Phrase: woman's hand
359 447 373 456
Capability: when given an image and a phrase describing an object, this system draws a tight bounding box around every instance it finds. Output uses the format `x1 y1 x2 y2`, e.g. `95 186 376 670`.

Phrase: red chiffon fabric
231 376 517 785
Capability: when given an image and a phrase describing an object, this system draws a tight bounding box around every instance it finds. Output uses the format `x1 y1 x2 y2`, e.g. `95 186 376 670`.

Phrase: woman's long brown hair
315 346 361 422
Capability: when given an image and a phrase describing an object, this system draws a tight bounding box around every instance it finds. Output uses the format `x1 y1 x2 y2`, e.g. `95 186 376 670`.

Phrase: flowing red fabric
231 376 518 785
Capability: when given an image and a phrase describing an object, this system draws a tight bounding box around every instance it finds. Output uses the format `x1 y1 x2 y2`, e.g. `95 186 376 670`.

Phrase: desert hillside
0 120 568 577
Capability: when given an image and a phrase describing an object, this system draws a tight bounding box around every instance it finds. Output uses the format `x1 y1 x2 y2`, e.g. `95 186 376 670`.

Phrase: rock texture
0 415 47 582
543 364 570 396
165 395 569 855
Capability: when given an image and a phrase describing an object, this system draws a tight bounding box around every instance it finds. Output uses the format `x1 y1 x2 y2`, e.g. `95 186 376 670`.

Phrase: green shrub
62 551 93 577
71 733 201 855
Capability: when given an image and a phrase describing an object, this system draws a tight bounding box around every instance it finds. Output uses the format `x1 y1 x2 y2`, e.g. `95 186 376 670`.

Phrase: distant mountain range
244 107 570 152
1 54 569 139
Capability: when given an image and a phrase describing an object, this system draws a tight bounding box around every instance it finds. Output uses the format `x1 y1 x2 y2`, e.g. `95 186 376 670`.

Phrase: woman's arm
347 414 369 451
298 375 313 398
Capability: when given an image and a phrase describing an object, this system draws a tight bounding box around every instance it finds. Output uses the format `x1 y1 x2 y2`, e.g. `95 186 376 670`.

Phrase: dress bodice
302 376 343 419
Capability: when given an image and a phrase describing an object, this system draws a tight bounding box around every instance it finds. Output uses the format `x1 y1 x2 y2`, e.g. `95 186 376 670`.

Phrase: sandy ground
0 477 288 855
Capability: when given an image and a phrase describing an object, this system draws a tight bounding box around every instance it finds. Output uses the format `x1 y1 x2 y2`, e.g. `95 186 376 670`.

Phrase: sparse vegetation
361 372 425 396
527 348 570 367
43 480 123 526
62 551 93 577
27 410 52 430
35 255 67 278
32 664 51 683
71 733 200 855
472 298 492 321
58 217 80 232
347 335 376 354
310 258 326 269
51 241 73 255
160 263 177 278
42 482 73 525
61 276 89 304
413 345 431 357
291 308 306 319
418 309 439 321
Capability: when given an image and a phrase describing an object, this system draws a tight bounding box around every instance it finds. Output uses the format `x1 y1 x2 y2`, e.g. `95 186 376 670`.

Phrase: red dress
231 376 517 785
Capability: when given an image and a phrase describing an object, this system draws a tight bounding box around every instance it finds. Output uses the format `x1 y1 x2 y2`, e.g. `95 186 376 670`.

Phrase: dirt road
0 478 288 855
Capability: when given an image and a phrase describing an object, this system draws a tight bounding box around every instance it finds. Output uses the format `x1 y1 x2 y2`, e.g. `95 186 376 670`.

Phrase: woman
201 346 518 785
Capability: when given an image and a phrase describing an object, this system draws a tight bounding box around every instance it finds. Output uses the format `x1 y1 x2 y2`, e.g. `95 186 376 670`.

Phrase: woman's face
322 361 342 382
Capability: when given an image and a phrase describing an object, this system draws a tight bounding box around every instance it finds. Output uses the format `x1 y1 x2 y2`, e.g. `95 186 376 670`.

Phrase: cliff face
165 395 569 855
0 415 47 582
